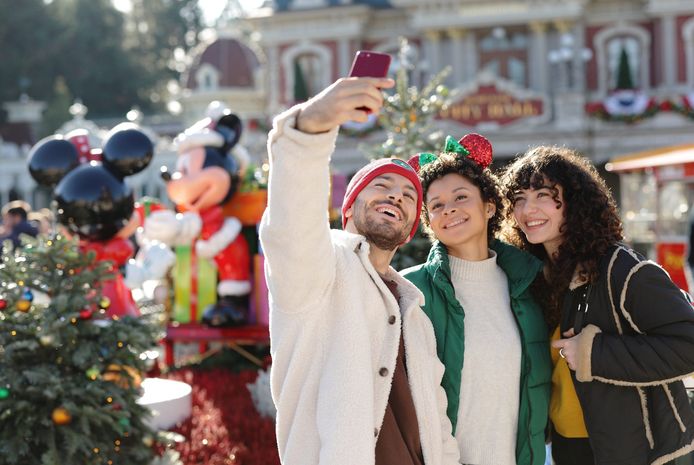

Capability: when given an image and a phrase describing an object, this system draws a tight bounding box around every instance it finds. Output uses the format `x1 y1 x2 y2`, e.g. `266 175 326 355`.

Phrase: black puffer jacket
567 245 694 465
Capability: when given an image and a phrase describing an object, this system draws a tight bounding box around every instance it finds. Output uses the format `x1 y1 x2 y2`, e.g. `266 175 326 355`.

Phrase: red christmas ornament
0 299 6 310
79 309 93 320
459 133 493 169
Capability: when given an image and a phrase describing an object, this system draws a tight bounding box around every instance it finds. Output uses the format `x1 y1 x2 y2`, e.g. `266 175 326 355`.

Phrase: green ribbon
443 135 470 157
417 135 469 170
417 152 438 168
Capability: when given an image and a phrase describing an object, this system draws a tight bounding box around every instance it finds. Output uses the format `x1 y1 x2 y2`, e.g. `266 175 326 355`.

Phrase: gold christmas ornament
52 407 72 425
16 300 31 312
102 364 142 390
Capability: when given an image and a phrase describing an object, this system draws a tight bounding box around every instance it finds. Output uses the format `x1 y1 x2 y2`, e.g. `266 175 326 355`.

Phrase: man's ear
344 206 353 221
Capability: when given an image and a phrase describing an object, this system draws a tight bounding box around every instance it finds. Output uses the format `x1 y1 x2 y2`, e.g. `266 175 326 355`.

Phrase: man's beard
351 199 410 251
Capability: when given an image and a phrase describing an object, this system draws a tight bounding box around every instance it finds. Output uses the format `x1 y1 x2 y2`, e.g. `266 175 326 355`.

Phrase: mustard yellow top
549 325 589 438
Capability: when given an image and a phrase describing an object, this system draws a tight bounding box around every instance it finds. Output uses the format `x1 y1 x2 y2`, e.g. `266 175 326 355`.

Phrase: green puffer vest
402 240 552 465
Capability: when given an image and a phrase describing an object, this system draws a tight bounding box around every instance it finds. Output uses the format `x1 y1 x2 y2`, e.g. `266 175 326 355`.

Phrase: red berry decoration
459 133 493 169
79 309 93 320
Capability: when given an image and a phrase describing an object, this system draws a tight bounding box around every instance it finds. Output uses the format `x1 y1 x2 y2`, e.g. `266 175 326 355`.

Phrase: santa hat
342 158 423 241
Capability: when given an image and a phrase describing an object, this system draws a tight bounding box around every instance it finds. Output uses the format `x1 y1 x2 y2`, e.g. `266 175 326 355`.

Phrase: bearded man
259 76 460 465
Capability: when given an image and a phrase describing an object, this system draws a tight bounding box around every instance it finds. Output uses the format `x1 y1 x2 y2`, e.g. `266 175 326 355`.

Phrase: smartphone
348 51 391 113
348 50 392 78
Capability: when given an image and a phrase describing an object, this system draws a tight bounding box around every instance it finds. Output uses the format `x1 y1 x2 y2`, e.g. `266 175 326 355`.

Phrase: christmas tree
615 47 635 90
367 37 454 160
0 234 159 465
367 38 454 269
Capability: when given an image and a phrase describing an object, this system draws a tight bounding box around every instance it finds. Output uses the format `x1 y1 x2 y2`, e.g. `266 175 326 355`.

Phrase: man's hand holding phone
296 51 392 134
296 77 393 134
348 50 392 113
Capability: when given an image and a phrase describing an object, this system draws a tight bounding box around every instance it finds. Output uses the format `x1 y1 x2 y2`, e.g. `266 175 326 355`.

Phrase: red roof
186 38 260 89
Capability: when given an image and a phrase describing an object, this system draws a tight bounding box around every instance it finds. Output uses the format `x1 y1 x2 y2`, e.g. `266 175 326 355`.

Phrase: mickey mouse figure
27 124 155 318
141 102 251 327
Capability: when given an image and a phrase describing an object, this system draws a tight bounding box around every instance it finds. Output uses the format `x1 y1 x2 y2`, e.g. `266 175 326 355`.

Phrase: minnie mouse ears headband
407 133 493 173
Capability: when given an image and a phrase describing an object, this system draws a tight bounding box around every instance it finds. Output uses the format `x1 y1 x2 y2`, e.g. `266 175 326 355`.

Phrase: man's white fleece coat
259 106 460 465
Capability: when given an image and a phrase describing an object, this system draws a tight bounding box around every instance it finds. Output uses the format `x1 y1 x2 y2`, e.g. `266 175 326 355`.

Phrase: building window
606 36 640 90
281 42 332 104
594 24 650 96
293 53 322 101
478 27 528 88
683 18 694 89
195 64 219 91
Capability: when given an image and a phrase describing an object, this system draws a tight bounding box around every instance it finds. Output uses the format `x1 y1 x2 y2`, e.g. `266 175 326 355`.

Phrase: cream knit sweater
449 252 521 465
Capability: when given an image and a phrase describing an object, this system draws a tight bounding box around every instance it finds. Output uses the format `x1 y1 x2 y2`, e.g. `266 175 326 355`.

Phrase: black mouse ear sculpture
102 123 154 179
27 135 81 188
54 164 134 242
215 113 243 154
27 124 155 243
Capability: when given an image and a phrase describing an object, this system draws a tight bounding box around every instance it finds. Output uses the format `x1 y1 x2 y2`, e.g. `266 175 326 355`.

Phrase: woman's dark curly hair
500 146 623 328
419 153 504 244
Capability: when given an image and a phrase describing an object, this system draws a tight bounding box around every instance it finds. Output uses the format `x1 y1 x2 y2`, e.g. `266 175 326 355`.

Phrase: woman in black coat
501 146 694 465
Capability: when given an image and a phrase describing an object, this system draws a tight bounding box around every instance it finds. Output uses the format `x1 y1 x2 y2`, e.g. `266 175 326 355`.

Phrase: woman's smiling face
511 182 566 257
425 172 493 253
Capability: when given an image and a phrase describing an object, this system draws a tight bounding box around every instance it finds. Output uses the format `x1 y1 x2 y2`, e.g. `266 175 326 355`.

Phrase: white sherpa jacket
259 106 460 465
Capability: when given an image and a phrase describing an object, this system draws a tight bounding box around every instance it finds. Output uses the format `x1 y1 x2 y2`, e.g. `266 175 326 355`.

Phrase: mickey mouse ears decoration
459 133 493 168
406 152 437 173
27 136 81 188
216 113 242 153
102 123 154 178
407 133 494 173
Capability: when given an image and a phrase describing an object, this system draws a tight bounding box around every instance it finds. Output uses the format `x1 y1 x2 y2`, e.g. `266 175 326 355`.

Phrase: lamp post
547 32 593 129
548 32 592 91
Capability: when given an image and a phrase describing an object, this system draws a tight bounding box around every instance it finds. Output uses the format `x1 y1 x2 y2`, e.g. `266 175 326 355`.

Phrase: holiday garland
586 92 694 123
585 90 659 123
671 94 694 120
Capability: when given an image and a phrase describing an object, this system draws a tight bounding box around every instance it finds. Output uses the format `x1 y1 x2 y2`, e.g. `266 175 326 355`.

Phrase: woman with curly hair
502 146 694 465
402 135 551 465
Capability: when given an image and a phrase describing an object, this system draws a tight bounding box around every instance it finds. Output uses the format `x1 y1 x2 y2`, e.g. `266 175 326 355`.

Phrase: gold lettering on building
439 88 545 125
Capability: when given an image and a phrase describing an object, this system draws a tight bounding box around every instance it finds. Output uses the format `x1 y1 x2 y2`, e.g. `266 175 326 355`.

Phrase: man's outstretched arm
259 77 394 313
